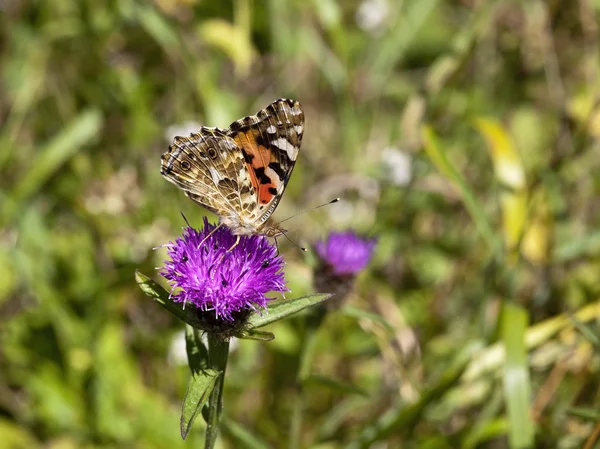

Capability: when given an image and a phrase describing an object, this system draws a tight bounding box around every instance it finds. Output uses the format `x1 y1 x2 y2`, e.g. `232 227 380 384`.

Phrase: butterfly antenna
180 212 192 228
281 231 308 252
279 198 341 224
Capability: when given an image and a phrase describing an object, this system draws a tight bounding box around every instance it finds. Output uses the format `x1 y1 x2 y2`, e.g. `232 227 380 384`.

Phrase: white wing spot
266 125 277 134
209 167 222 185
271 138 298 160
264 166 280 184
272 138 289 150
287 145 298 161
294 125 303 134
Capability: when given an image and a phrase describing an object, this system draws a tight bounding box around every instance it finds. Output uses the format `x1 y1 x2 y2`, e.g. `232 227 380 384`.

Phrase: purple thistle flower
159 218 287 322
315 231 376 276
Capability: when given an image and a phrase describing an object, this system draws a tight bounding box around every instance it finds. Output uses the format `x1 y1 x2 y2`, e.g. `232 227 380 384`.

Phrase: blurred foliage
1 0 600 448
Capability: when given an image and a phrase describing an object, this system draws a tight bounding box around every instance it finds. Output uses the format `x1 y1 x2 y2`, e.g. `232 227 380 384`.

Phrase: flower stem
204 334 230 449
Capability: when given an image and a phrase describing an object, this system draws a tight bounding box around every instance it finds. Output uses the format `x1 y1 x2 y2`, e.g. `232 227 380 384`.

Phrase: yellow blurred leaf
521 190 552 265
475 118 527 261
567 87 600 137
475 118 525 190
198 19 256 75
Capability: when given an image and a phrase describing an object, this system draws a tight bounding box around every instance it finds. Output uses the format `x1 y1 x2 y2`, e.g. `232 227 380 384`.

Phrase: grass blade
502 303 534 448
13 109 102 202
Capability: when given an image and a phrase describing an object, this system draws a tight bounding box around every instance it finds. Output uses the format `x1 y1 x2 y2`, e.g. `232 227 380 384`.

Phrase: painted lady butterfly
160 98 304 244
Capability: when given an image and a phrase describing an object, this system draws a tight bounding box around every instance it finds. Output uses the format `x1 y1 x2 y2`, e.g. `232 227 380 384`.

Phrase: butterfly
160 98 304 248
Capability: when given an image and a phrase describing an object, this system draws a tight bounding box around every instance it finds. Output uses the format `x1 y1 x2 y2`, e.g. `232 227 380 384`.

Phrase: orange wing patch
234 130 281 205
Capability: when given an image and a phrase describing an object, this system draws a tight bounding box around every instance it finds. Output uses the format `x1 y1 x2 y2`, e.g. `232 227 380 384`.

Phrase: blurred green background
2 0 600 447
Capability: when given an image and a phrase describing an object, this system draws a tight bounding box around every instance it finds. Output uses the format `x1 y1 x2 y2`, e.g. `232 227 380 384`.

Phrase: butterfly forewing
228 98 304 224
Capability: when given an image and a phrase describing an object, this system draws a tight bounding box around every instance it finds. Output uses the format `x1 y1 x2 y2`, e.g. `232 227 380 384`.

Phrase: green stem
204 334 230 449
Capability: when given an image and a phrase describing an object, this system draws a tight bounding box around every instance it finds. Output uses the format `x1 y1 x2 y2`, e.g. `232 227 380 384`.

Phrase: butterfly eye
180 161 191 171
207 148 218 159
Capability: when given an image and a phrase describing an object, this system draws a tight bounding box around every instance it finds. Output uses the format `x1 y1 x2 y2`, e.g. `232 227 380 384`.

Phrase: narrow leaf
236 329 275 341
475 118 528 262
247 293 332 329
341 305 395 333
181 369 221 440
566 407 600 421
137 4 181 52
221 417 272 449
463 300 600 382
304 374 368 397
134 271 201 328
502 303 534 449
569 316 600 351
13 109 103 202
421 125 501 254
350 344 477 448
463 418 509 449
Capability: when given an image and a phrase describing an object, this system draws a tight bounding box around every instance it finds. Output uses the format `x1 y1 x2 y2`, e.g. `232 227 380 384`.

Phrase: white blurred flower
167 330 239 366
168 330 188 366
164 120 201 142
356 0 389 33
381 147 412 186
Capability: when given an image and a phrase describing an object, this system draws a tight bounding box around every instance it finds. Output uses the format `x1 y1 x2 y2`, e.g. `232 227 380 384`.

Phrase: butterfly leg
197 223 223 249
226 235 241 253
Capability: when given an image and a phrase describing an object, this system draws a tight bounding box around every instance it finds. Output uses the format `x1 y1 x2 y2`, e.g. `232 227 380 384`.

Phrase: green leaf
569 316 600 351
502 303 534 449
137 4 181 53
246 294 332 329
463 418 509 449
0 418 41 448
221 417 271 449
181 369 221 440
304 374 368 397
421 125 501 255
236 329 275 341
341 305 395 333
13 109 103 202
134 271 202 328
565 406 600 421
350 343 477 448
555 229 600 262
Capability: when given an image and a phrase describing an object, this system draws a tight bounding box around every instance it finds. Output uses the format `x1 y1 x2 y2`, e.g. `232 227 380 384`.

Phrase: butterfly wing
160 127 251 218
227 98 304 227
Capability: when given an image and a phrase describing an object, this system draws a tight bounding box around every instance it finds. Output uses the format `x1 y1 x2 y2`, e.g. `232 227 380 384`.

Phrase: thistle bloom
315 231 376 276
312 230 376 317
159 218 287 323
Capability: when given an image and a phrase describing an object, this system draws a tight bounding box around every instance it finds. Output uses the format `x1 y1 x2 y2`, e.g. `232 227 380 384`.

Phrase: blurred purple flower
159 218 287 321
315 231 376 276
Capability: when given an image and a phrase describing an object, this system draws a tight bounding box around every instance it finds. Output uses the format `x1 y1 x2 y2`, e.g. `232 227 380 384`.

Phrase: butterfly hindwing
160 127 249 217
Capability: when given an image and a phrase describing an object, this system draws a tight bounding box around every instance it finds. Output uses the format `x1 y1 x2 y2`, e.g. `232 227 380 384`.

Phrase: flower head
159 218 287 323
315 231 376 276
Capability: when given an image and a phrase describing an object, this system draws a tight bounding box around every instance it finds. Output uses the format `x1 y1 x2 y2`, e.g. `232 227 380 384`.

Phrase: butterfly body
160 99 304 238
